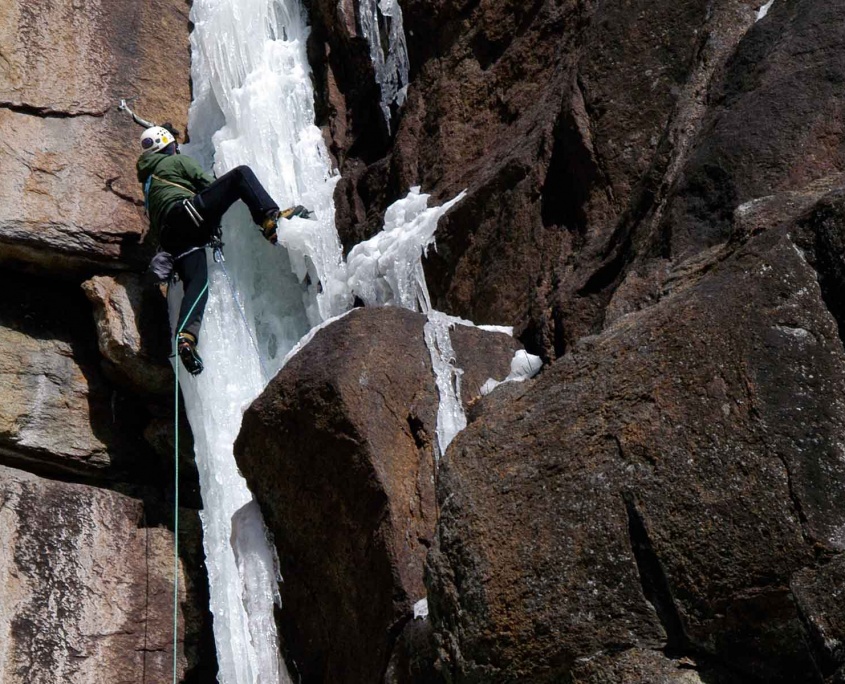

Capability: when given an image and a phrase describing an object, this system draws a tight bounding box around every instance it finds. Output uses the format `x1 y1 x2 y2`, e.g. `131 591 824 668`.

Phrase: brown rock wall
0 464 200 683
0 270 160 476
0 0 192 275
0 2 210 678
310 0 773 359
663 0 845 258
235 307 521 684
82 273 173 396
426 216 845 682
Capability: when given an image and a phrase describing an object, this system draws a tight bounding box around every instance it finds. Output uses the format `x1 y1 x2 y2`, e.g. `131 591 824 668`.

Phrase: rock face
82 274 173 396
0 0 192 275
0 464 202 683
0 270 158 476
235 307 521 684
309 0 845 360
0 0 213 679
6 0 845 682
425 216 845 682
294 5 845 679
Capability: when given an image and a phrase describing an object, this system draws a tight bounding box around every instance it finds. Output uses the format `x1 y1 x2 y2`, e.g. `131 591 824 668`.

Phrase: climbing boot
177 332 204 376
262 206 314 244
261 212 280 245
280 204 313 220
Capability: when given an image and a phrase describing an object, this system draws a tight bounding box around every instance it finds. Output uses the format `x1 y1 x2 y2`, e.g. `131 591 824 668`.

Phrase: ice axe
118 98 156 129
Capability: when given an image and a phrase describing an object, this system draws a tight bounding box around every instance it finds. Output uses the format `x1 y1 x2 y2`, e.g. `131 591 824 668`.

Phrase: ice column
424 311 467 457
359 0 410 128
176 0 348 681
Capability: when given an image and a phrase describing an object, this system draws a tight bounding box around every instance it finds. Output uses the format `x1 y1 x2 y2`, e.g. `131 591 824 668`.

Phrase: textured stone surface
425 219 845 682
570 650 707 684
82 274 173 396
0 0 210 679
0 326 112 468
0 464 200 683
308 0 776 358
663 0 845 259
0 0 192 275
235 307 521 684
0 270 158 475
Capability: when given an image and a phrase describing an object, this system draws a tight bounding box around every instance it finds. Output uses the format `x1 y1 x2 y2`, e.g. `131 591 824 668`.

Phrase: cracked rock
425 220 845 682
234 307 521 684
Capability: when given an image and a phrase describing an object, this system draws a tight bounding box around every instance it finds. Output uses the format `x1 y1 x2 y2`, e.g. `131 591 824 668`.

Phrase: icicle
424 311 467 459
231 501 288 682
347 187 466 311
358 0 410 129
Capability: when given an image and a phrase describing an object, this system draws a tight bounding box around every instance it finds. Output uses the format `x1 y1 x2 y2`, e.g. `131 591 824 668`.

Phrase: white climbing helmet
139 126 175 154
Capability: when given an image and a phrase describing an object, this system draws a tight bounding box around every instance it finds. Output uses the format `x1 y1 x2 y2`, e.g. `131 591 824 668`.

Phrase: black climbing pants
173 249 208 342
160 165 280 342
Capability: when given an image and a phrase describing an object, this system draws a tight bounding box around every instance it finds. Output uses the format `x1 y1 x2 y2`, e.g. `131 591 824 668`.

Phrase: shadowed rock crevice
0 101 108 118
540 88 603 240
791 192 845 351
622 492 688 655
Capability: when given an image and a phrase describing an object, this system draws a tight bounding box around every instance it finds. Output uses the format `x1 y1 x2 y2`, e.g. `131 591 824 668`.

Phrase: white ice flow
347 187 470 455
359 0 410 128
175 0 535 680
176 0 347 681
756 0 775 21
347 187 465 311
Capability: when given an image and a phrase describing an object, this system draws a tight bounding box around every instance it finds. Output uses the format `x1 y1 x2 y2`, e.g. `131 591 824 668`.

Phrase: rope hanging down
170 277 207 684
172 334 181 684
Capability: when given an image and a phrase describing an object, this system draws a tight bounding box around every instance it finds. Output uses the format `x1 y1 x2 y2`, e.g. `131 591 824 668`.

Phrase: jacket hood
136 152 169 183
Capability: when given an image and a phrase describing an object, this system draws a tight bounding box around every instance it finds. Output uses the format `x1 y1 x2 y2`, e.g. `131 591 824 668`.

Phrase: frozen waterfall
173 0 528 680
178 0 345 681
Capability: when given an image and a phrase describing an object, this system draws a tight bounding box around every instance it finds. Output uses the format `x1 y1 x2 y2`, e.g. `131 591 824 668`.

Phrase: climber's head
140 126 176 155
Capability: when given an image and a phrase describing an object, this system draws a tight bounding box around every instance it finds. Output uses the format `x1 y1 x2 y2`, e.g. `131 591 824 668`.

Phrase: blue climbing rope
168 241 271 681
170 277 208 684
172 334 180 684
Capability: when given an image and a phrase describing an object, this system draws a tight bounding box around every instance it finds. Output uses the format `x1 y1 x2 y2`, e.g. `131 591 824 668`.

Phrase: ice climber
136 124 310 376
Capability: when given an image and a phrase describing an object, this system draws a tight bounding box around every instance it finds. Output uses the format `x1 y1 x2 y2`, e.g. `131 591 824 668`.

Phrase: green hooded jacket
136 152 214 244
